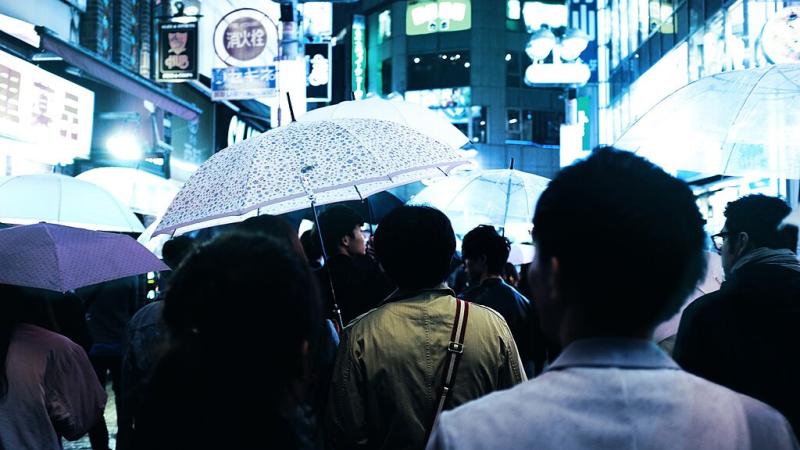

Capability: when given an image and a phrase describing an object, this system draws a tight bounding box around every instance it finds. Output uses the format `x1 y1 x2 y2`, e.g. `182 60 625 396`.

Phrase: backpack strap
428 298 470 435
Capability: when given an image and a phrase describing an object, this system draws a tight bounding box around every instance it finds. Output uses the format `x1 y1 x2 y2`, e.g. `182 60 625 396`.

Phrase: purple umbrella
0 222 169 292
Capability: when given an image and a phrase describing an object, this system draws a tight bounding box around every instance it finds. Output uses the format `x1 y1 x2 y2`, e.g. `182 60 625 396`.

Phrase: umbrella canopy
0 174 145 233
155 118 468 236
76 167 181 217
299 96 470 149
616 64 800 178
409 169 550 243
0 222 168 292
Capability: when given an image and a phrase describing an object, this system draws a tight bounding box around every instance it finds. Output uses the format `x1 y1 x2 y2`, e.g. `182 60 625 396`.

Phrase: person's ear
735 232 750 257
548 256 562 302
340 234 351 248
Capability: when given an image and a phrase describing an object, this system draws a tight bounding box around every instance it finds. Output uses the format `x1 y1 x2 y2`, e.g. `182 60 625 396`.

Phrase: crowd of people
1 147 799 449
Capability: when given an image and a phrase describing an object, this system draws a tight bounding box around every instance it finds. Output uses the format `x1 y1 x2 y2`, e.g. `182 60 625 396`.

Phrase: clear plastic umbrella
0 174 144 233
299 96 470 149
408 168 550 243
616 64 800 178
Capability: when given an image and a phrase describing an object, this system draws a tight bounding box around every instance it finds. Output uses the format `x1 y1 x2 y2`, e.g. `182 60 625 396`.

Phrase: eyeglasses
711 231 734 252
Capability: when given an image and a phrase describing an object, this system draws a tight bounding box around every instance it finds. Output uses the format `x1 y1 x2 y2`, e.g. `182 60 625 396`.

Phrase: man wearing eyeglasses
674 194 800 436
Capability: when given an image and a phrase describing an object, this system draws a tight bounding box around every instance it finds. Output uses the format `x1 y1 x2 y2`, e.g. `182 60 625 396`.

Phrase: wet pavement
62 384 117 450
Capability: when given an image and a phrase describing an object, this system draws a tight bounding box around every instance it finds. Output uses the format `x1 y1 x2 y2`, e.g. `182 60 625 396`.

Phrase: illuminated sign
761 7 800 64
406 0 472 36
211 65 277 100
524 62 590 86
306 43 331 102
352 15 366 99
213 8 279 67
157 22 199 82
0 50 94 163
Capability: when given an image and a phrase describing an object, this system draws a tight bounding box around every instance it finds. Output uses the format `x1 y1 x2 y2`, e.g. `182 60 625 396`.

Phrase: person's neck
479 273 502 284
559 307 654 348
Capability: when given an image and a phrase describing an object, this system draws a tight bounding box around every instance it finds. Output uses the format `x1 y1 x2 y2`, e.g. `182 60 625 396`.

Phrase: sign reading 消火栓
157 22 199 82
212 8 279 100
0 50 94 163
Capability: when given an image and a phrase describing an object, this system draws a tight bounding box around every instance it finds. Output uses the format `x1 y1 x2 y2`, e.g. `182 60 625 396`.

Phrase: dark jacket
461 278 547 376
673 261 800 434
316 254 393 326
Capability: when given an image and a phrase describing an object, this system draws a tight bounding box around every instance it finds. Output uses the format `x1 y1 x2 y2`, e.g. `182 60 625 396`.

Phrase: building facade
355 0 566 178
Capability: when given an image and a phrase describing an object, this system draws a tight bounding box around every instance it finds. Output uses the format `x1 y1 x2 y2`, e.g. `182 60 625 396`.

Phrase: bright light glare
106 132 142 160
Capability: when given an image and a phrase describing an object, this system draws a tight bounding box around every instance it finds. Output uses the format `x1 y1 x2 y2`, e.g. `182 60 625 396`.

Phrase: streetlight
523 26 590 86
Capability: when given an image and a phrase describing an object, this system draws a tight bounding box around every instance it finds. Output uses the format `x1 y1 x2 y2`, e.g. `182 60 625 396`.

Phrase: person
132 232 323 449
116 236 196 450
326 205 526 450
674 194 800 433
460 225 546 376
426 148 799 450
501 262 520 287
314 205 393 325
76 275 142 450
0 284 107 450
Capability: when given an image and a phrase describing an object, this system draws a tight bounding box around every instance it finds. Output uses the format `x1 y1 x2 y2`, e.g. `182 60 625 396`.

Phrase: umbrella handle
311 200 345 332
286 92 297 122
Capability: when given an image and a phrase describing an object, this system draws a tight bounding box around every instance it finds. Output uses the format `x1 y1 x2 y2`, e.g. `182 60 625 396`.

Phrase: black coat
673 261 800 434
461 278 547 376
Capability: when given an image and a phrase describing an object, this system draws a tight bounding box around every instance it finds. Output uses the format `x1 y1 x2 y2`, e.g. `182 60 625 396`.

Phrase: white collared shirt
427 338 799 450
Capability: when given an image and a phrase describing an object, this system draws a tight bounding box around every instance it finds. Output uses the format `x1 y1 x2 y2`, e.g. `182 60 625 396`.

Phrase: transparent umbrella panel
409 169 550 244
616 64 800 178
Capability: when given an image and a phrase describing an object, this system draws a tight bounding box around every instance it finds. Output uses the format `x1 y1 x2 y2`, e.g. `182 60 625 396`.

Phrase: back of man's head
162 236 196 269
375 205 456 289
461 225 511 275
316 205 364 256
724 195 796 251
533 147 706 335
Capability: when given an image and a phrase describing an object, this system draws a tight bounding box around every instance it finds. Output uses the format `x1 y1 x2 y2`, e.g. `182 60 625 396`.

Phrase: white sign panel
0 50 94 163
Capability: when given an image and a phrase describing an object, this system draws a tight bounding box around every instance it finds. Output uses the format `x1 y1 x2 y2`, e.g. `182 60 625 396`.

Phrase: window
506 51 522 86
378 10 392 43
381 59 393 95
407 51 470 90
506 108 564 145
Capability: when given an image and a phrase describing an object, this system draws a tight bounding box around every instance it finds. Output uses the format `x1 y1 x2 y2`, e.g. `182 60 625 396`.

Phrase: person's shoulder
681 288 726 319
15 323 79 350
467 301 510 327
130 301 165 326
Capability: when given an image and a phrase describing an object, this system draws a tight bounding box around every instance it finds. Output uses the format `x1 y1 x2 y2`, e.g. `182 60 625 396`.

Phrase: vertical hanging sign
352 15 366 99
157 22 199 82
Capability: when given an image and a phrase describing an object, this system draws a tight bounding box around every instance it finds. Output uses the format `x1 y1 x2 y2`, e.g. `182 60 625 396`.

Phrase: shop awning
36 27 201 121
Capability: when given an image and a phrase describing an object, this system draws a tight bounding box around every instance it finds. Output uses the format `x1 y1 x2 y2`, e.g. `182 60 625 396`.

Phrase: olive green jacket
326 286 526 450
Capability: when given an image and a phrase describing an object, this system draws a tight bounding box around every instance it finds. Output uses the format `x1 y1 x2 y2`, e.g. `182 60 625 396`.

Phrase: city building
350 0 570 178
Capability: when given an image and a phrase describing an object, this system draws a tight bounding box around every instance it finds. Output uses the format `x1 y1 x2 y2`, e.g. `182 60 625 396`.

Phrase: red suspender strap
428 298 470 437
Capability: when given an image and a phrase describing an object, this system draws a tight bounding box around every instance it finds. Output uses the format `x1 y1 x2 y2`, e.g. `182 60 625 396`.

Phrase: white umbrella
154 118 468 236
409 168 550 244
0 174 144 233
76 167 180 217
299 96 470 149
616 64 800 178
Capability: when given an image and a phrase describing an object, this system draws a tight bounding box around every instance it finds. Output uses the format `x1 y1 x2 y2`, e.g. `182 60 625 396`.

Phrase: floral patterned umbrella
154 118 468 236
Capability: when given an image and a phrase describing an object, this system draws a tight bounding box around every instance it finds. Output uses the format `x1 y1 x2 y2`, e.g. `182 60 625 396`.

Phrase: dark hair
533 147 706 333
142 232 322 447
315 205 364 257
461 225 511 275
724 194 796 251
374 205 456 289
238 214 306 262
161 236 196 269
300 229 322 264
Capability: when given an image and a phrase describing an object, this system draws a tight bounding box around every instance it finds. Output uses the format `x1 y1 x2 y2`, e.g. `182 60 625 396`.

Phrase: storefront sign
213 8 279 67
761 7 800 64
211 65 277 100
406 0 472 36
0 50 94 163
157 22 198 82
569 0 598 83
352 16 366 99
306 43 331 102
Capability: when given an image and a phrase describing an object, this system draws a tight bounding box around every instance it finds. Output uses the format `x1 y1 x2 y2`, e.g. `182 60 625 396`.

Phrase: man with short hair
315 205 392 325
426 148 798 450
674 194 800 434
461 225 546 376
326 206 525 450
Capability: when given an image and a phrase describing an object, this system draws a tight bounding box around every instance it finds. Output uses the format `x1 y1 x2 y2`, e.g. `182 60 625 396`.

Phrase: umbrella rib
721 65 777 175
44 225 66 292
443 176 481 210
